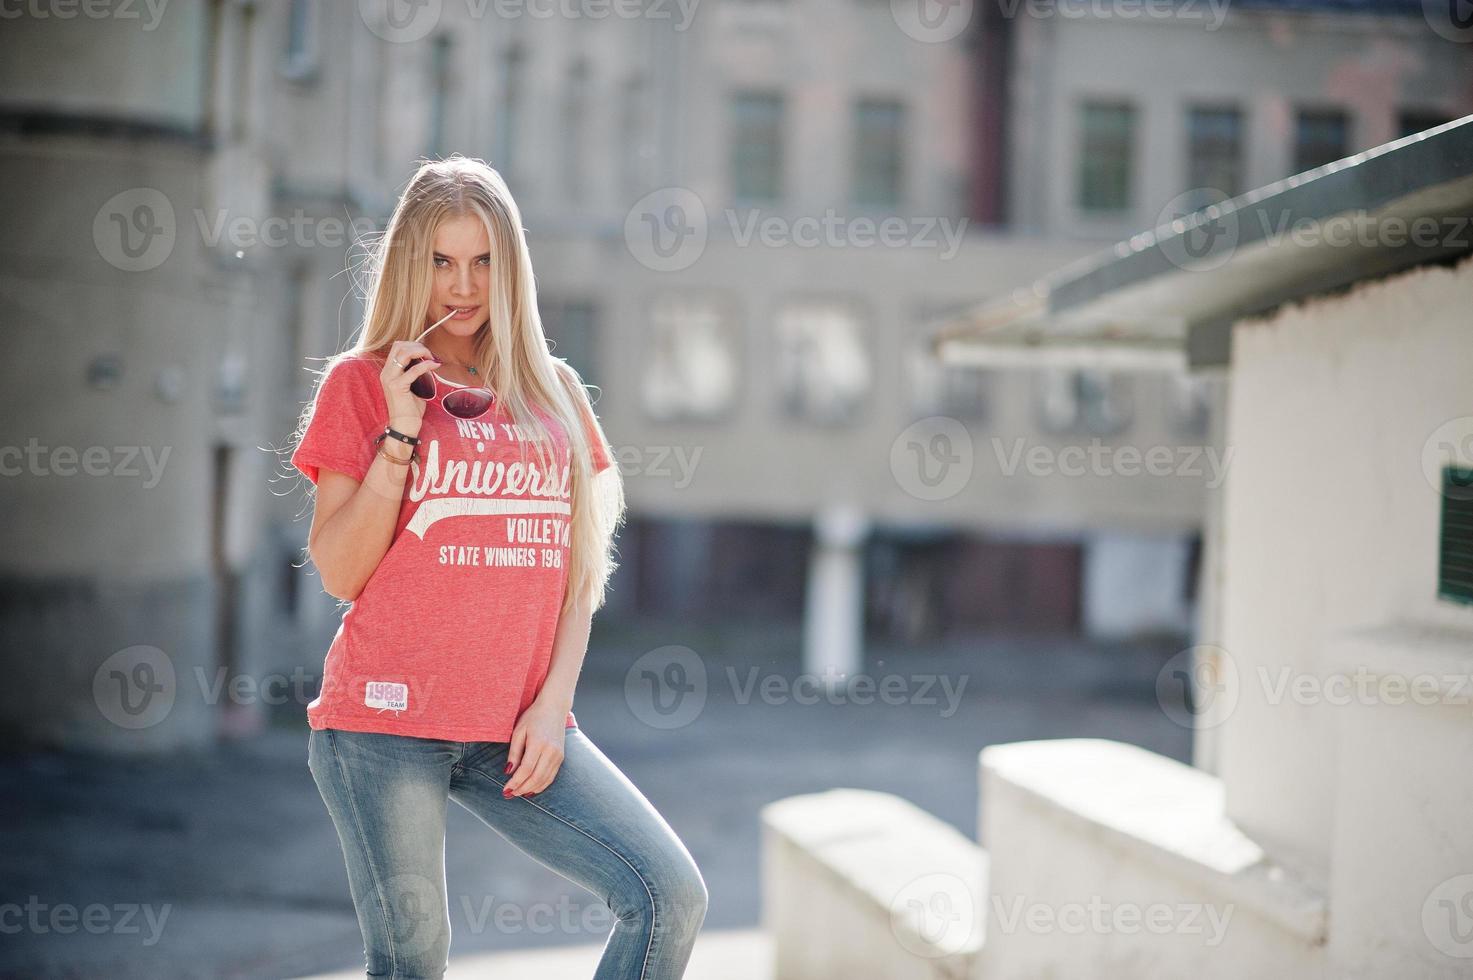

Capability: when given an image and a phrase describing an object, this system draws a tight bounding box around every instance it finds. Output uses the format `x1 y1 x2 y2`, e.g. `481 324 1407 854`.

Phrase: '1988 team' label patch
365 681 409 712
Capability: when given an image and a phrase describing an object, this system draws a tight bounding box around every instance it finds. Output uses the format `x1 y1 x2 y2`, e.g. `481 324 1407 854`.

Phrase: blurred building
0 0 1465 752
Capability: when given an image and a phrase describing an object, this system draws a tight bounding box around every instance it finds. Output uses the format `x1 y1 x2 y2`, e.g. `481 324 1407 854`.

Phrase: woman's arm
535 587 594 714
307 429 420 601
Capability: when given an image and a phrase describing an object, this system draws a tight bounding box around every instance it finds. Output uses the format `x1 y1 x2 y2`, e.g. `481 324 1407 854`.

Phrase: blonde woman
288 156 707 979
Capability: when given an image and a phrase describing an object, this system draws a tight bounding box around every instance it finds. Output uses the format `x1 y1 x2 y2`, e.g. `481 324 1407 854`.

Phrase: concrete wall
1217 251 1473 883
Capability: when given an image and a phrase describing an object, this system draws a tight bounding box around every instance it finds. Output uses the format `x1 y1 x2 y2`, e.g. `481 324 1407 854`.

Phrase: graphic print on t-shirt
408 415 573 574
291 353 609 738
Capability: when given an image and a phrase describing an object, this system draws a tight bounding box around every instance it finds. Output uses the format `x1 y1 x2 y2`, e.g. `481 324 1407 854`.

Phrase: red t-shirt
291 352 613 741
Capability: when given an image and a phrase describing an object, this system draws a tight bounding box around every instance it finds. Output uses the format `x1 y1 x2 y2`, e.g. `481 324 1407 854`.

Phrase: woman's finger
504 744 540 795
516 751 559 796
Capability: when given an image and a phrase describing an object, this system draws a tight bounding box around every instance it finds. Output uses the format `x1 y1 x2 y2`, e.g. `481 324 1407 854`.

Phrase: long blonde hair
295 155 626 616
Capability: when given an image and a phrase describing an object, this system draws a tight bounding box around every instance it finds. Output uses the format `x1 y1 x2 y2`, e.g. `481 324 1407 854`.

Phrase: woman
287 156 708 979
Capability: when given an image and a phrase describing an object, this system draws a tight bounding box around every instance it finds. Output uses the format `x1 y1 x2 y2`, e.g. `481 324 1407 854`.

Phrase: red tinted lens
407 359 436 399
443 387 494 419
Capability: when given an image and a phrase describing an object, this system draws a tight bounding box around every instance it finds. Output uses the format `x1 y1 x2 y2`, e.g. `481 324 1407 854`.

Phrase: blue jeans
307 724 708 979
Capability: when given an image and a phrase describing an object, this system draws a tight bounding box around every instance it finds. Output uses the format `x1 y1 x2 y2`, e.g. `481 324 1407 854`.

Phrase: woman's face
430 214 493 335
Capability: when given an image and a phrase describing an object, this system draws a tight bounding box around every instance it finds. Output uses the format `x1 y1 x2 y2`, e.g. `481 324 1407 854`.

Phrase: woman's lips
447 304 480 319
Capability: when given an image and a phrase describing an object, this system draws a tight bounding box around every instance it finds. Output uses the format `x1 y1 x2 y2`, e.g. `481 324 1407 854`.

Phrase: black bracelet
380 425 421 447
373 431 418 464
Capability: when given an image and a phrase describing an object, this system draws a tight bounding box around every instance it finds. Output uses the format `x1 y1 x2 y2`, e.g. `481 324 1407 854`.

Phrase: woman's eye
433 257 491 267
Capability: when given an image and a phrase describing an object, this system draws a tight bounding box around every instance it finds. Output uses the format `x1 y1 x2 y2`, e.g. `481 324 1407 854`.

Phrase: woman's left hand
503 698 569 798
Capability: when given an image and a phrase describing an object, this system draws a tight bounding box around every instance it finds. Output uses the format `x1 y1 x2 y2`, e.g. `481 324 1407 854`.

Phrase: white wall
1218 252 1473 883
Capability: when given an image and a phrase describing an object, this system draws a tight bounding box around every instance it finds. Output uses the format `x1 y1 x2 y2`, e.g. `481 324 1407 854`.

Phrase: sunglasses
403 310 497 420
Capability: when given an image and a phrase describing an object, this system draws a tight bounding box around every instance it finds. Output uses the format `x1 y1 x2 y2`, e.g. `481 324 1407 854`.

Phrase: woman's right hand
381 340 442 434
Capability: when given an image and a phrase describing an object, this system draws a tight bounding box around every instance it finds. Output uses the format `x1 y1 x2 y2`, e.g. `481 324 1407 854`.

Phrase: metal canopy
931 115 1473 372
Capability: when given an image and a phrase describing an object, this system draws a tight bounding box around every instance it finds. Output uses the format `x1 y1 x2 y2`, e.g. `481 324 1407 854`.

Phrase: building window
853 99 905 208
905 326 988 421
620 74 649 199
1186 106 1243 204
1293 108 1349 173
731 92 785 204
495 43 525 179
643 292 741 421
541 299 599 386
280 0 319 81
1398 110 1454 139
774 299 871 426
1078 102 1135 213
561 58 590 202
426 34 452 160
1034 368 1133 436
1438 465 1473 605
1164 373 1212 438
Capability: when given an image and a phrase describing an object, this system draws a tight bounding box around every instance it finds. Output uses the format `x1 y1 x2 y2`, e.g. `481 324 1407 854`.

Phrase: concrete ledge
761 788 986 980
980 739 1327 952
